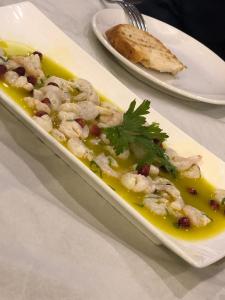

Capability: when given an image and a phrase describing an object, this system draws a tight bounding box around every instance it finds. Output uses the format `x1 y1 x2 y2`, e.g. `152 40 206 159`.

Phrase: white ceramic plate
92 8 225 105
1 2 225 268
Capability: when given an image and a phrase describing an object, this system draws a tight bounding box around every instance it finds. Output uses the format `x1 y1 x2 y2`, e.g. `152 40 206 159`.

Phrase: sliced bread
106 24 186 75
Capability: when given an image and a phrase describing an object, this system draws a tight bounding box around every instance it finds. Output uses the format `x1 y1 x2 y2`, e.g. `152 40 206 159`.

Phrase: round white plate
92 8 225 105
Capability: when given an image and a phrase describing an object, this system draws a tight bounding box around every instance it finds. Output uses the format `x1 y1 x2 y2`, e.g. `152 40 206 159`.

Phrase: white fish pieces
38 85 67 110
181 164 201 179
165 148 201 172
68 137 93 161
51 129 67 143
94 153 119 178
33 114 52 132
4 71 33 91
149 165 160 177
58 111 77 121
12 54 45 79
5 59 20 70
121 172 155 193
98 102 123 128
24 97 50 114
59 101 99 121
214 189 225 204
45 76 72 102
73 78 99 104
183 205 211 227
59 120 89 139
144 195 168 216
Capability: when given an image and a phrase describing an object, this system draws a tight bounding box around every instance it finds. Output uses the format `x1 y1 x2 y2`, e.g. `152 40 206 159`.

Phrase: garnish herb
104 100 177 176
90 161 102 178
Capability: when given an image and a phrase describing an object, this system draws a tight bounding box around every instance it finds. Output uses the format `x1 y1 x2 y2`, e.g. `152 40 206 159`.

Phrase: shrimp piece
59 101 99 121
104 145 130 160
59 120 89 139
45 76 73 92
76 101 99 121
181 164 201 179
165 148 201 171
51 128 67 143
183 205 211 227
5 59 20 70
149 165 160 177
144 195 168 216
94 153 119 178
12 54 45 79
38 85 67 110
98 102 123 128
24 97 51 114
45 76 72 102
58 111 77 121
4 71 33 91
33 114 52 132
214 189 225 204
73 78 99 104
68 137 93 161
121 172 155 193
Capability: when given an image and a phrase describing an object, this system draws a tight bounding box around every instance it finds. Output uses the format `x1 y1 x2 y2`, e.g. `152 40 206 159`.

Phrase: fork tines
119 2 147 32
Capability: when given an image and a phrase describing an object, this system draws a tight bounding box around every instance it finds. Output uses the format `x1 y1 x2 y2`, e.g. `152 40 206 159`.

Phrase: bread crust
106 24 186 75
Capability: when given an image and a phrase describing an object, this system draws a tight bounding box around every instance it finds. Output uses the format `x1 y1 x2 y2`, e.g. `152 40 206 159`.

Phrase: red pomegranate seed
14 66 25 76
187 187 197 195
209 199 220 211
33 51 43 60
35 111 48 117
0 64 7 76
47 82 59 87
137 164 150 177
75 118 86 128
90 124 101 136
178 217 190 229
27 76 37 85
41 98 51 106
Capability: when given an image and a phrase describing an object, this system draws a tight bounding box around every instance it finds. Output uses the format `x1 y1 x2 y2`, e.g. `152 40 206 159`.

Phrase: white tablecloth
0 0 225 299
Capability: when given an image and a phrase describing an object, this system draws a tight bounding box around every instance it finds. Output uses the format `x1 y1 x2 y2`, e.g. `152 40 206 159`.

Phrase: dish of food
1 2 225 267
1 41 225 241
106 24 186 75
92 8 225 105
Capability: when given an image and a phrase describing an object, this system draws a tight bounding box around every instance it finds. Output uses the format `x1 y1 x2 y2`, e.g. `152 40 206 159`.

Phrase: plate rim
92 8 225 105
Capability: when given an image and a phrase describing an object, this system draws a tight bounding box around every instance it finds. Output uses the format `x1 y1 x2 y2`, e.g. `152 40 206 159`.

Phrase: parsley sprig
104 100 177 176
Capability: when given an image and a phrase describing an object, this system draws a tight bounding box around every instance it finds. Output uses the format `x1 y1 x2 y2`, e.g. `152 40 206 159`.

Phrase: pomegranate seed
209 199 220 211
187 187 197 195
27 76 37 85
35 111 48 117
75 118 86 128
137 164 150 177
14 66 25 76
0 64 7 76
41 98 51 106
178 217 190 229
33 51 43 60
90 124 101 136
47 82 59 87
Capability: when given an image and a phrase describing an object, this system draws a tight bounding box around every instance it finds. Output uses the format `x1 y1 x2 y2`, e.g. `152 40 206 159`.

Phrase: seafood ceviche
1 46 225 236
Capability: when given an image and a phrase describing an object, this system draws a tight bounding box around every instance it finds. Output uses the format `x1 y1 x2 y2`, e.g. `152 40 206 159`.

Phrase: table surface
0 1 225 299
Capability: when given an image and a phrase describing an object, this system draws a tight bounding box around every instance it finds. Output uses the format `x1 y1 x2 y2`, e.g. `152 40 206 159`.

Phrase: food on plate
105 24 186 75
1 41 225 240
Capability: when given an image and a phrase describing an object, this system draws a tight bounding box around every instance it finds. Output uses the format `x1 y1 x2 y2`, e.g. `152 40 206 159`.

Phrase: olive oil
1 40 225 241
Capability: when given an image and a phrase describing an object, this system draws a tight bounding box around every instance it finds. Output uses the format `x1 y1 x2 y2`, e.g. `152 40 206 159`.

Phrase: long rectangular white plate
0 2 225 268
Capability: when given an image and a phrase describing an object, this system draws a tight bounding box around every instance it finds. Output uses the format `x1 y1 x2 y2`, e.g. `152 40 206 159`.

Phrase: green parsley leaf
104 100 176 176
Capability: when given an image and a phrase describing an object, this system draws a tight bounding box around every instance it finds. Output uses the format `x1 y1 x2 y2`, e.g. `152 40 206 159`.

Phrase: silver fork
105 0 147 32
